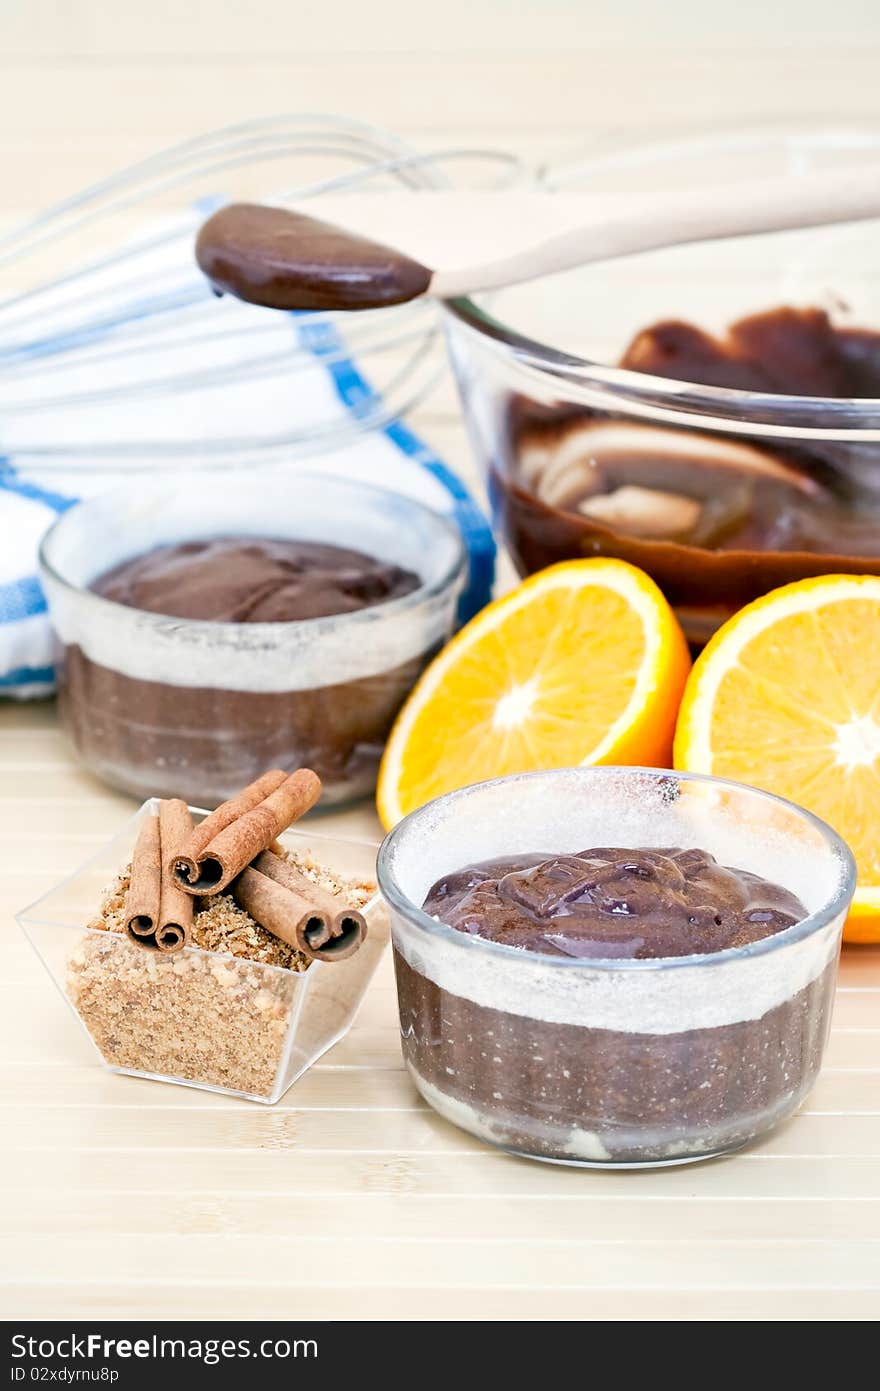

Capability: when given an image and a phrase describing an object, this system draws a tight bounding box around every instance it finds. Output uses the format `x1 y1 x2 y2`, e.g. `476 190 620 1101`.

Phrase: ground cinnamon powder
67 849 374 1098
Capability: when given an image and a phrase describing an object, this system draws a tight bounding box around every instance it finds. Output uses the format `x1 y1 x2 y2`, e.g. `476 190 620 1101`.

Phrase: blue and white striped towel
0 241 494 699
0 472 76 697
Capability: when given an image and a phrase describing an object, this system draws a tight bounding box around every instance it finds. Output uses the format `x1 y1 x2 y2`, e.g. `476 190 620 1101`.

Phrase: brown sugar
67 847 375 1099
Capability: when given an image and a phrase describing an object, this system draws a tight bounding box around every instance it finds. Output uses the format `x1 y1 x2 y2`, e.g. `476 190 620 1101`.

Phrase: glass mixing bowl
443 126 880 644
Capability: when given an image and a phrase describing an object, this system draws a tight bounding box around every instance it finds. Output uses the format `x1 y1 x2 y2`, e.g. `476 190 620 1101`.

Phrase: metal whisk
0 114 520 472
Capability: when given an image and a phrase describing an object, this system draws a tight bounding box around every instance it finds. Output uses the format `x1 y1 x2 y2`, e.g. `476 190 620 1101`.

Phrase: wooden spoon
195 162 880 312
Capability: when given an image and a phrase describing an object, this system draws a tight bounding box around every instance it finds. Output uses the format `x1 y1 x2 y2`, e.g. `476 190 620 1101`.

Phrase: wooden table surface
2 701 879 1322
3 0 880 1324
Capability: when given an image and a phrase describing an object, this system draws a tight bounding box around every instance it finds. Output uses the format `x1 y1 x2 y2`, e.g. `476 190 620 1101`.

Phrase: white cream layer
395 908 840 1035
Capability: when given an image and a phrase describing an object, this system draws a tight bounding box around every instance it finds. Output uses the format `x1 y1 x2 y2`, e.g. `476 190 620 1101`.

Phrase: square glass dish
17 801 389 1104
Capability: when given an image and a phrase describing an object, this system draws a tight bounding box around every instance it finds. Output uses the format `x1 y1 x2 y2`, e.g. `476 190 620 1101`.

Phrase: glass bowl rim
442 120 880 435
37 469 468 641
16 798 384 983
376 765 857 973
442 296 880 438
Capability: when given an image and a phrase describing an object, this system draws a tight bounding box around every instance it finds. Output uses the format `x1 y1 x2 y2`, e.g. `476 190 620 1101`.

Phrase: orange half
377 558 690 828
675 574 880 942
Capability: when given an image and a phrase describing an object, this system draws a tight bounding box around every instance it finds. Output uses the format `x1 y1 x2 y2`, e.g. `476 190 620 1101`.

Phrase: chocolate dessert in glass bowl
442 126 880 646
39 474 466 808
377 767 855 1166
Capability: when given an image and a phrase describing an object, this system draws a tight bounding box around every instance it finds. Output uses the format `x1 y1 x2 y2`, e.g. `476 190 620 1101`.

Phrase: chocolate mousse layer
92 537 419 621
499 306 880 643
422 846 805 959
59 537 423 807
393 846 832 1163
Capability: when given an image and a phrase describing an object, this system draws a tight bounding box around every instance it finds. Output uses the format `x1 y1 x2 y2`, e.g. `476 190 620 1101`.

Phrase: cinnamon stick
238 849 367 962
125 800 194 953
154 799 194 953
172 769 288 886
173 768 321 896
125 810 162 945
255 850 367 957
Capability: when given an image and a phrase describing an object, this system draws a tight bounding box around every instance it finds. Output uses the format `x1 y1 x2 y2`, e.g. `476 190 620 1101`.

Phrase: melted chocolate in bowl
59 537 425 807
500 306 880 644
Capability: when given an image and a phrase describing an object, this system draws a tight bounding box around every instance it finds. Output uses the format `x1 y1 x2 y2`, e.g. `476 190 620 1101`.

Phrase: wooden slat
1 1059 877 1114
7 0 876 59
5 1188 879 1243
7 1149 880 1200
1 50 880 216
3 1285 876 1322
5 1104 880 1156
2 52 879 138
4 1233 879 1292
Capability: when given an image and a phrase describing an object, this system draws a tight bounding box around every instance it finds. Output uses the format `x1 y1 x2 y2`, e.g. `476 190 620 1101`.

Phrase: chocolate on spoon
196 203 431 312
195 164 880 313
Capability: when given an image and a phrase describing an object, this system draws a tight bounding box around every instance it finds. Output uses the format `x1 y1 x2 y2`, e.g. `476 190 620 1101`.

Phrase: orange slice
674 574 880 943
377 558 690 828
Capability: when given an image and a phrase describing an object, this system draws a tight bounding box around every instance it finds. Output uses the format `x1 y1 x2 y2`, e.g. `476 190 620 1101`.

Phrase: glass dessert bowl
17 802 389 1104
377 766 855 1167
39 472 466 808
443 126 880 646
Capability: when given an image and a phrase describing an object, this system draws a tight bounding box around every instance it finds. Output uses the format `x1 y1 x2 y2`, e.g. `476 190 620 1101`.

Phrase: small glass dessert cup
39 472 466 808
377 767 855 1167
17 802 389 1104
